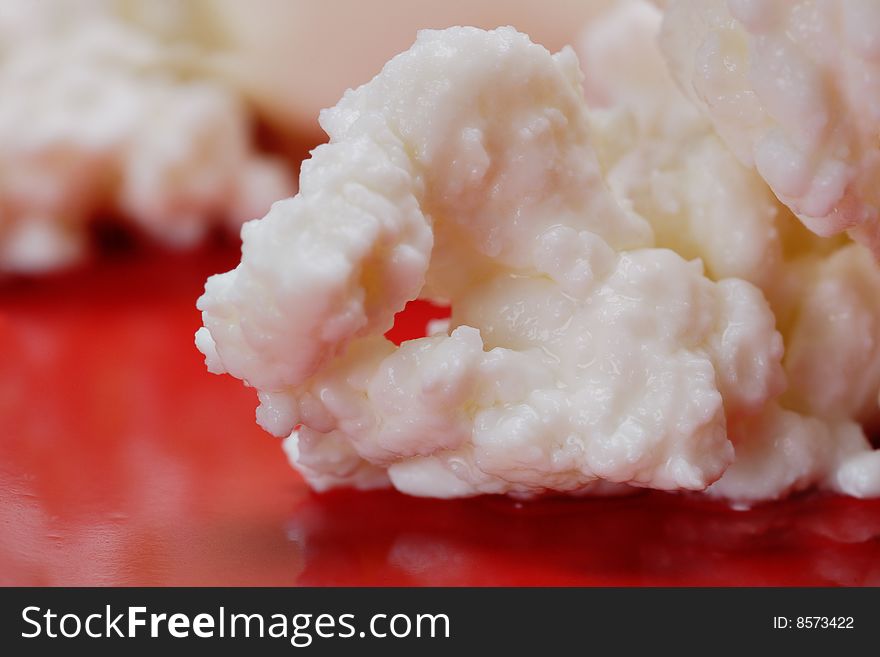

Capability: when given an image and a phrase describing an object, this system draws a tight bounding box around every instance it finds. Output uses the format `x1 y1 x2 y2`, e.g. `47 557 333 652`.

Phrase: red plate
1 244 879 586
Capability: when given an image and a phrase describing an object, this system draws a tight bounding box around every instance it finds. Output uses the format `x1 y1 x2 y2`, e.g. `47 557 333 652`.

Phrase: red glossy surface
1 245 879 586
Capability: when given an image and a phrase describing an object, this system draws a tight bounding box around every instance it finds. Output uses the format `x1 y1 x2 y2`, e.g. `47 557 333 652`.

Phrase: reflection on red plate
1 244 879 586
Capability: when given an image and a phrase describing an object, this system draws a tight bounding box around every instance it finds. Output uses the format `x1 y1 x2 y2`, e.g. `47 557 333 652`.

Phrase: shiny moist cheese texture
197 26 792 500
659 0 880 255
0 0 293 273
579 0 880 503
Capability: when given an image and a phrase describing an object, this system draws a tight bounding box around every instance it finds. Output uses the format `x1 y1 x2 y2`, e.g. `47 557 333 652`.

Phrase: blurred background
1 0 879 586
0 0 617 274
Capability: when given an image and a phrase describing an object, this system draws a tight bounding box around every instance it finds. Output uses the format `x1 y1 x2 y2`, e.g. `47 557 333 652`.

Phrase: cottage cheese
580 1 880 502
0 0 293 272
659 0 880 255
197 26 793 500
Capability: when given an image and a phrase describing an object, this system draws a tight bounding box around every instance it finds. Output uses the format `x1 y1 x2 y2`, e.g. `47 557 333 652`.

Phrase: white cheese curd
0 0 293 273
781 245 880 427
197 26 789 500
426 318 452 337
659 0 880 256
579 0 786 292
579 1 880 503
708 403 880 504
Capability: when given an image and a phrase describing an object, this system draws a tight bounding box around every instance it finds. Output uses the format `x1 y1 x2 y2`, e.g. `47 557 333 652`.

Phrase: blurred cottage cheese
659 0 880 255
203 0 616 138
0 0 293 273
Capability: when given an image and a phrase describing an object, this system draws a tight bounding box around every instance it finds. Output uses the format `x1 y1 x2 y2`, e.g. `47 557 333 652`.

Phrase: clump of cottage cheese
198 13 880 505
580 0 880 503
0 0 293 273
199 25 790 500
